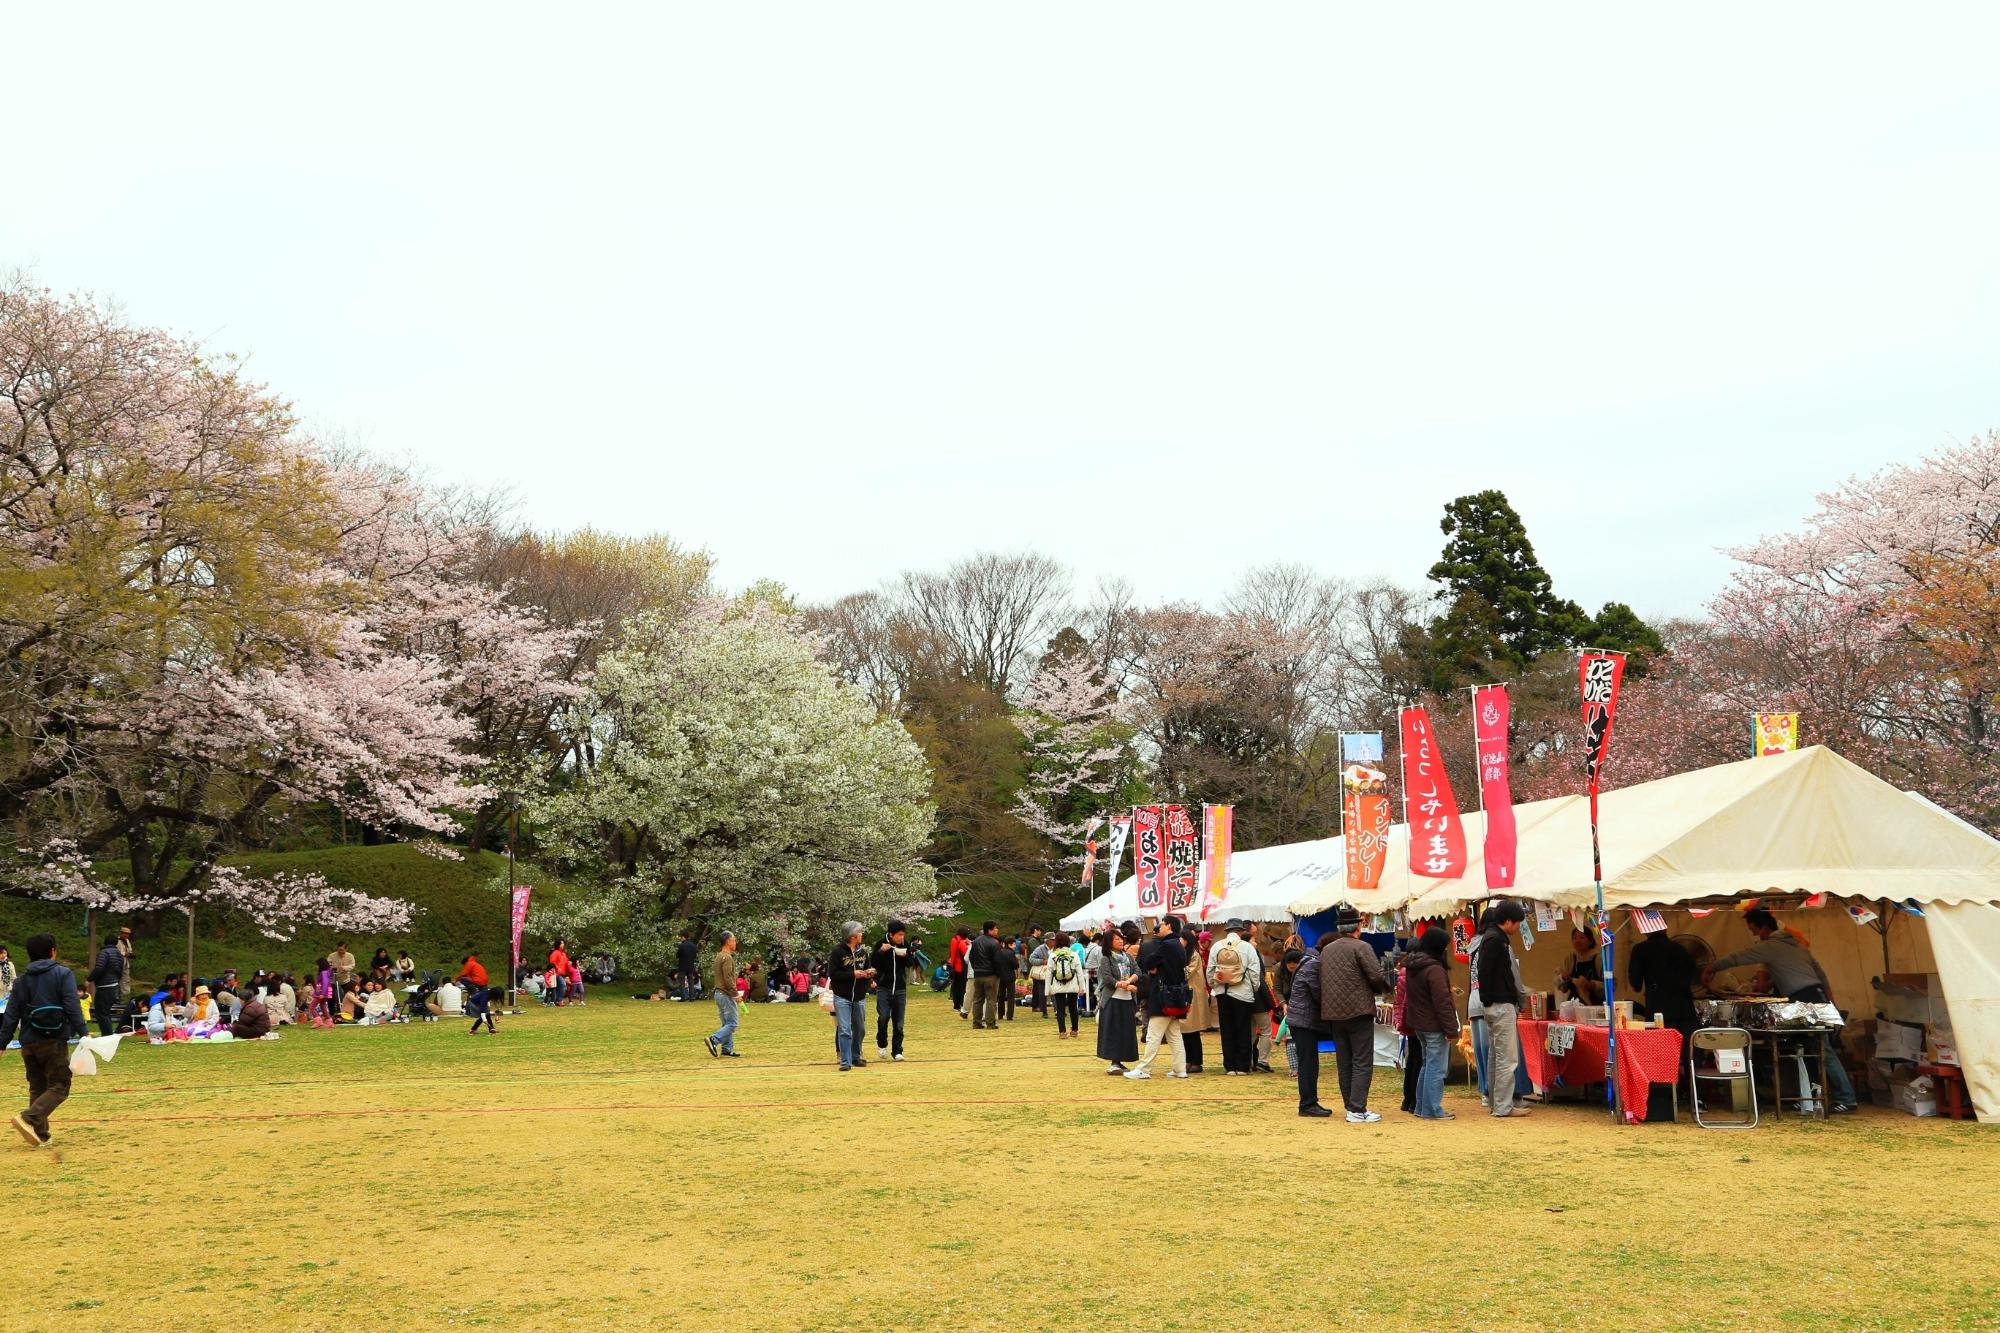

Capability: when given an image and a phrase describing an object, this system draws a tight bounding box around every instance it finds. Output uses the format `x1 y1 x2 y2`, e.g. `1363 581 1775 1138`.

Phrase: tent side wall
1923 902 2000 1124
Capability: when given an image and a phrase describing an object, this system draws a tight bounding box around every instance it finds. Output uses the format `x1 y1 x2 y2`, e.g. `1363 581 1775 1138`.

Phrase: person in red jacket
459 951 496 1034
547 939 571 1006
947 928 972 1019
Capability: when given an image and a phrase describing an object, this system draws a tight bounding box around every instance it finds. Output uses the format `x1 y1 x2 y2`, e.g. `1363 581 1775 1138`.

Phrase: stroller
408 970 443 1021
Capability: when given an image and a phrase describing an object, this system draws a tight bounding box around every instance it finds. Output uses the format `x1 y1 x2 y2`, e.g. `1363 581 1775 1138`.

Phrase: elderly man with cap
1316 904 1389 1123
88 926 135 1036
1206 918 1264 1075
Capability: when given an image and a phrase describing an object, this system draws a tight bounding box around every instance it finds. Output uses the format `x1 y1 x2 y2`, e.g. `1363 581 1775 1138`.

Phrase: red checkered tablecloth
1516 1018 1683 1123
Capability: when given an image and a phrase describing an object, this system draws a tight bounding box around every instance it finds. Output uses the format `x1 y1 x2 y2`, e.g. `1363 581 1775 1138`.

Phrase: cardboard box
1932 1040 1960 1067
1875 1019 1924 1062
1895 1085 1938 1118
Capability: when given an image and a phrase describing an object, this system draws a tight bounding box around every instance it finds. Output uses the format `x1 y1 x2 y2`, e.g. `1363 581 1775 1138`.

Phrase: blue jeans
711 990 739 1053
1472 1010 1533 1100
1415 1031 1450 1117
835 995 868 1066
875 989 907 1056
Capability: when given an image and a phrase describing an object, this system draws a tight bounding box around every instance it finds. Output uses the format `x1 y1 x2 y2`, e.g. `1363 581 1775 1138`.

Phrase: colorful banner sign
510 884 533 972
1399 706 1467 878
1340 732 1391 891
1753 712 1799 756
1472 684 1516 891
1199 803 1234 918
1131 806 1166 912
1633 908 1667 934
1103 815 1131 892
1163 804 1201 915
1077 815 1103 888
1579 651 1628 798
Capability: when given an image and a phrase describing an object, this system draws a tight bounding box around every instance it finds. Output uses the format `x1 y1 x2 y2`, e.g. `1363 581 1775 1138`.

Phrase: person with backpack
1206 919 1263 1075
0 933 88 1148
1045 931 1086 1037
1125 916 1190 1080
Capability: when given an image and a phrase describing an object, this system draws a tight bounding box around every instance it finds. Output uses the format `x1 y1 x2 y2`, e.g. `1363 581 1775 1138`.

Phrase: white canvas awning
1057 835 1350 930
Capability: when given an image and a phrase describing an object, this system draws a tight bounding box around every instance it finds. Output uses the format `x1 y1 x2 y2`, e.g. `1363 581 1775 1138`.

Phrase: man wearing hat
1206 918 1263 1075
88 927 134 1036
1317 905 1389 1123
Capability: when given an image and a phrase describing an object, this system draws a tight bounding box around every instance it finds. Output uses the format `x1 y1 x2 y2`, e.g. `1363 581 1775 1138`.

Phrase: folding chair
1691 1027 1758 1128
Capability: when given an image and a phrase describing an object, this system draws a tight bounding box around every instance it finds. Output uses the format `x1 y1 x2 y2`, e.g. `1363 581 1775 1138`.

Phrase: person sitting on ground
264 975 298 1025
231 991 273 1040
430 977 464 1017
395 950 417 981
186 984 223 1027
363 980 399 1023
338 980 366 1022
370 947 394 979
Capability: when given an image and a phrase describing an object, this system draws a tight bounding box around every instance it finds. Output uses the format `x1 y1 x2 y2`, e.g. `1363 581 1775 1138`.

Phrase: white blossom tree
1009 638 1132 924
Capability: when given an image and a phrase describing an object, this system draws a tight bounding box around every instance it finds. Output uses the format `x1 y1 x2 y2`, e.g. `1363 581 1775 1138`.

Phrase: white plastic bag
68 1033 124 1076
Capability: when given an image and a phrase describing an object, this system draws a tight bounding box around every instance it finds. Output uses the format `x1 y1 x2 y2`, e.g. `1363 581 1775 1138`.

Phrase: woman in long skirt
1097 925 1140 1073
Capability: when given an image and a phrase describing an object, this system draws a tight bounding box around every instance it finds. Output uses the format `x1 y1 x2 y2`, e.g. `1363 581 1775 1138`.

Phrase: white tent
1280 745 2000 1120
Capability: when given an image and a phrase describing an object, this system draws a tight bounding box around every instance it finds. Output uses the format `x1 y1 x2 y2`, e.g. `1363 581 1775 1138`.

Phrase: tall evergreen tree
1426 490 1593 665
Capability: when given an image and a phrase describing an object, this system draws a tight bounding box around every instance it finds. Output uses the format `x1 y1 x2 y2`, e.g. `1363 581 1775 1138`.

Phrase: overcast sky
9 5 1998 620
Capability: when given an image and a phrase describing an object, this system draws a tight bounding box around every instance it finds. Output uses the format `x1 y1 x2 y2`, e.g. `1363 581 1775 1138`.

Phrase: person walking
1206 919 1262 1075
459 951 496 1034
1475 901 1530 1119
1126 917 1190 1080
546 938 572 1006
871 919 915 1061
829 921 875 1071
1286 942 1331 1116
1401 928 1459 1119
1046 931 1086 1038
88 926 133 1037
706 932 743 1058
947 927 972 1019
1316 906 1389 1123
968 922 1004 1029
1 933 88 1148
1096 926 1140 1073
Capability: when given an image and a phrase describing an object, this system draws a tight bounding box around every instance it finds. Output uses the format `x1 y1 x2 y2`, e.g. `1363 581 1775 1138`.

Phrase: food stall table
1515 1018 1683 1124
1746 1027 1835 1121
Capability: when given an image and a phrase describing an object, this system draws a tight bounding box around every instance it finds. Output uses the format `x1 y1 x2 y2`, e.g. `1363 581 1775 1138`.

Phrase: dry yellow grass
4 993 1996 1331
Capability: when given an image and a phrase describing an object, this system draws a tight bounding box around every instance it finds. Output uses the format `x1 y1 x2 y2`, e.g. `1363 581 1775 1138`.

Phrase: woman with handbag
1096 926 1140 1074
1125 917 1190 1081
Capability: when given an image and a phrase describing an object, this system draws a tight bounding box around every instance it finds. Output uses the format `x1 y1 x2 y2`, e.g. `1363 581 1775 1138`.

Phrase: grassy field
4 994 1996 1332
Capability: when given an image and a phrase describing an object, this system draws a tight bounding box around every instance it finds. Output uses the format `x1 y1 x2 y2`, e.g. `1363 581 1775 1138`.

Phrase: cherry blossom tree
1008 636 1133 922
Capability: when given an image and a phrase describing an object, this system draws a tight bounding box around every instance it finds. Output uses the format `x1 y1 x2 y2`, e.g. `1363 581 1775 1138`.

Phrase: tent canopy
1287 746 2000 918
1057 835 1347 930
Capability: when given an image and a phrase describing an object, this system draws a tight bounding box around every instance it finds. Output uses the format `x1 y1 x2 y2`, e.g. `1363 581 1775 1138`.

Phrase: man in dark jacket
230 994 273 1041
88 928 132 1036
968 922 1004 1029
828 922 876 1071
1 933 89 1147
995 939 1021 1021
1127 917 1190 1080
871 920 915 1060
675 930 701 1002
1474 901 1529 1118
1316 905 1389 1122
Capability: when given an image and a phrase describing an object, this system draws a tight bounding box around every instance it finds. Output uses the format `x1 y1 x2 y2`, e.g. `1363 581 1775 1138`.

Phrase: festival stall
1056 835 1349 930
1284 746 2000 1121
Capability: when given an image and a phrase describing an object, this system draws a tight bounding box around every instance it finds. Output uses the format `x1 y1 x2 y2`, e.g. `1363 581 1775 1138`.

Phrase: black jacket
968 933 1005 977
1474 927 1521 1009
676 939 700 975
828 942 872 1001
1136 934 1188 1010
0 959 88 1047
89 943 126 988
996 946 1019 981
870 940 912 995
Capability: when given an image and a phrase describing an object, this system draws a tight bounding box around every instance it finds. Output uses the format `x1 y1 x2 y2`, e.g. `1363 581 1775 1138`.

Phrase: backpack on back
1050 950 1078 985
1212 940 1246 987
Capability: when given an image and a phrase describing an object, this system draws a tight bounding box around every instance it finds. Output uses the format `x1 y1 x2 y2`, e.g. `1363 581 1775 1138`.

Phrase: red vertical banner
510 884 533 972
1473 685 1517 891
1399 706 1467 879
1199 803 1234 919
1131 806 1167 913
1163 804 1200 915
1579 652 1628 800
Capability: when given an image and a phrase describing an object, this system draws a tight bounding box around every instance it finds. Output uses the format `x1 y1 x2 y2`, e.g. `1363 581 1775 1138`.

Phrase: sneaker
1299 1105 1334 1118
1831 1103 1857 1114
1165 1071 1189 1079
839 1064 852 1072
852 1059 869 1068
1494 1107 1531 1118
704 1036 719 1059
722 1050 741 1058
1420 1111 1457 1121
11 1115 43 1148
1346 1110 1383 1123
876 1045 889 1058
1123 1069 1152 1080
1105 1065 1126 1076
893 1054 905 1061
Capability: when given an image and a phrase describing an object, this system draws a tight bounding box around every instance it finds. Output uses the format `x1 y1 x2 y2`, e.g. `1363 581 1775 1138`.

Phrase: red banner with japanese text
1131 806 1167 913
1163 804 1201 915
1399 706 1468 879
1340 732 1391 891
1473 685 1517 891
1579 651 1628 798
510 884 533 972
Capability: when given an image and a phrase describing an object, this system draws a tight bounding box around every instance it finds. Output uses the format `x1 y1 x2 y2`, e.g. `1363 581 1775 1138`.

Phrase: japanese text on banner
1398 707 1467 879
